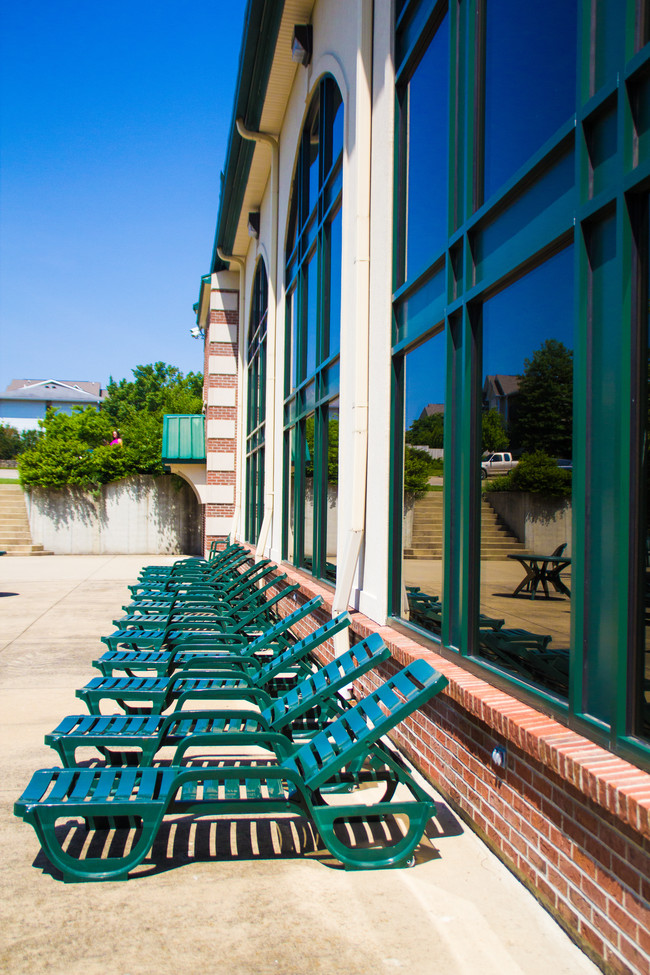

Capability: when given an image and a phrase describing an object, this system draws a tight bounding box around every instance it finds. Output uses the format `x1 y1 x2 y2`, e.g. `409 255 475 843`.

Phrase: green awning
162 415 206 463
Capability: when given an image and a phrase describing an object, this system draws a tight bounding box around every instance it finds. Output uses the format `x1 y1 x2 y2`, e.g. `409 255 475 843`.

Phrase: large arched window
245 260 267 544
283 76 343 582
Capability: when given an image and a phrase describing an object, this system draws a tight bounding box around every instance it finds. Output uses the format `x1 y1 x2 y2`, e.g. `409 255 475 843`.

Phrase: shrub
484 450 571 497
404 447 439 497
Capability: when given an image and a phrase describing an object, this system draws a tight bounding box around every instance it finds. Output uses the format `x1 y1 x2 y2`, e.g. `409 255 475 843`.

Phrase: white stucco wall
227 0 395 624
25 475 202 555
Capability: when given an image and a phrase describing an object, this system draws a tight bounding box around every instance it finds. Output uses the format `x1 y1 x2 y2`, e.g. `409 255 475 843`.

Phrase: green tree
404 447 437 497
103 362 203 477
0 424 41 460
17 363 203 488
303 415 339 482
18 408 126 487
510 339 573 456
405 412 444 448
0 424 22 460
481 408 509 453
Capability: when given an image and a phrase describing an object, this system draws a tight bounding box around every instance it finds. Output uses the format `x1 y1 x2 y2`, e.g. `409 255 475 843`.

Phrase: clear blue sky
0 0 247 392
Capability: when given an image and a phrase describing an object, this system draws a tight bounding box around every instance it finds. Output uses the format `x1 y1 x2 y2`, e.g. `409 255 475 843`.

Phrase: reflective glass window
284 76 343 581
245 261 268 544
483 0 577 201
400 331 447 635
403 12 449 281
478 248 574 697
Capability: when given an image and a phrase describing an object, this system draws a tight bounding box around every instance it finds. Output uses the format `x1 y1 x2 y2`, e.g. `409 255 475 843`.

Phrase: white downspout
331 0 373 654
216 247 246 543
235 118 279 564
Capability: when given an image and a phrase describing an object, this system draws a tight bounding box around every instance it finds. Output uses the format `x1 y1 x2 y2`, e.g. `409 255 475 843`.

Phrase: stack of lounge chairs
15 542 448 881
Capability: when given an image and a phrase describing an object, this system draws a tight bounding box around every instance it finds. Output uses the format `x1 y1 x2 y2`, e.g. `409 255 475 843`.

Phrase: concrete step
2 545 53 556
0 485 52 555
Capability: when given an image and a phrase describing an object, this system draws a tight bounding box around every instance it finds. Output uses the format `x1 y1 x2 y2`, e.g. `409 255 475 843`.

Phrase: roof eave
210 0 285 272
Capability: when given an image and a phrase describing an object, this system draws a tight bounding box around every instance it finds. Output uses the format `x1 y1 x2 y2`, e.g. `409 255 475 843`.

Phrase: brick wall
203 288 239 555
239 545 650 975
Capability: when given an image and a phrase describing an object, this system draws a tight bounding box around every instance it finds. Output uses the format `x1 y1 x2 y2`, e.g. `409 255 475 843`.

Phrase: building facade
197 3 650 971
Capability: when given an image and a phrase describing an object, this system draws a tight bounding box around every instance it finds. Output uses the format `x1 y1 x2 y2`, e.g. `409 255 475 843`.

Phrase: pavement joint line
0 555 119 656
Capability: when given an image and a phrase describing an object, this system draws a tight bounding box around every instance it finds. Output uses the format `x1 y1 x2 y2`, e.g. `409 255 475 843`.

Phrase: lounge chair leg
26 805 163 883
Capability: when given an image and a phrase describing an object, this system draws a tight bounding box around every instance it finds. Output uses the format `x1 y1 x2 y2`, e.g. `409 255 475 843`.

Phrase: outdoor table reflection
507 553 571 600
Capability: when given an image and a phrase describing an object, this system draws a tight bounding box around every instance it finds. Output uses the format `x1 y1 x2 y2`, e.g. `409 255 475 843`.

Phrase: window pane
305 250 318 379
287 287 299 390
303 413 316 570
327 207 342 359
246 263 267 544
401 330 446 634
478 248 574 698
323 399 339 583
405 13 449 279
307 107 320 218
284 77 343 579
331 86 343 164
287 427 297 561
484 0 577 201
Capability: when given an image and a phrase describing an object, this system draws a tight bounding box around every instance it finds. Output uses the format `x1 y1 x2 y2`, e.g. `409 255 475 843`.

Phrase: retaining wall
486 491 572 555
25 475 201 554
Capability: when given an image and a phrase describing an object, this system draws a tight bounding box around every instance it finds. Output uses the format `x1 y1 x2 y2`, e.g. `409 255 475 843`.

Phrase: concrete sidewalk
0 556 601 975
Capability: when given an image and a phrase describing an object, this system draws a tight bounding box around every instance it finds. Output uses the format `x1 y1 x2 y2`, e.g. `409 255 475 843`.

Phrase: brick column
203 270 240 553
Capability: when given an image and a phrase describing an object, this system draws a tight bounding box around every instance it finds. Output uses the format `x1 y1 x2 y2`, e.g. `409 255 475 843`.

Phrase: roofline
210 0 285 272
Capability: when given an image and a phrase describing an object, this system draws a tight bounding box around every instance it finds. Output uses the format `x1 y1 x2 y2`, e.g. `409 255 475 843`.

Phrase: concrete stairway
404 490 526 560
0 484 52 555
404 491 444 559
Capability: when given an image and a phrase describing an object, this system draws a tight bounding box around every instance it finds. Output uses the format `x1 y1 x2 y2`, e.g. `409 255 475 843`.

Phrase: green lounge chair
47 626 383 766
112 570 285 632
479 628 568 693
80 611 354 716
102 584 301 652
16 659 448 881
407 591 503 634
124 560 277 615
96 596 325 678
133 545 249 587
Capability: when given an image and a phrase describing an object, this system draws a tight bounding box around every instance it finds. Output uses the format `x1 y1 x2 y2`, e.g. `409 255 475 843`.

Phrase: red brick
578 920 605 957
556 897 580 933
607 855 642 897
568 885 592 920
547 864 569 897
618 933 650 974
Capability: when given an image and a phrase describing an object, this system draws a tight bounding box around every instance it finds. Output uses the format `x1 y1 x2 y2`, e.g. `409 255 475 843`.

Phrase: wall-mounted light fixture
291 24 312 66
189 325 205 340
247 211 260 239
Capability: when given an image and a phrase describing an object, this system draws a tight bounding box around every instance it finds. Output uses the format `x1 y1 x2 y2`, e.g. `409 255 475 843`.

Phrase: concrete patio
1 555 600 975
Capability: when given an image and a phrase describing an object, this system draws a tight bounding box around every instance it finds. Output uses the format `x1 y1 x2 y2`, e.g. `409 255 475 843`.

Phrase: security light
247 211 260 239
291 24 312 66
190 326 204 340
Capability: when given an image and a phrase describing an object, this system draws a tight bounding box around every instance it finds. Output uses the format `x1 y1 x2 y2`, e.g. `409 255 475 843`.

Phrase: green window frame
283 76 343 583
390 0 650 770
245 259 267 544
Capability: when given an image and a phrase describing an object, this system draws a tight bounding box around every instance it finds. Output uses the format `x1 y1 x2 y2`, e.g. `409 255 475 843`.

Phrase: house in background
0 379 105 432
418 402 444 420
482 374 519 426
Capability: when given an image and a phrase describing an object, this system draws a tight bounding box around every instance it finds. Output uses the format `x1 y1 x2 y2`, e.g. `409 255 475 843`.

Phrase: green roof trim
162 415 206 463
211 0 285 272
